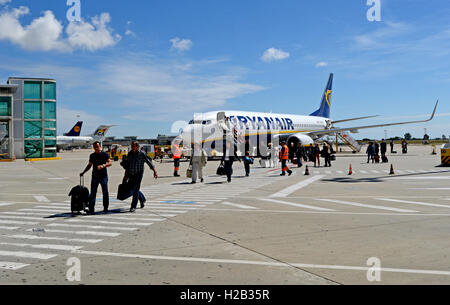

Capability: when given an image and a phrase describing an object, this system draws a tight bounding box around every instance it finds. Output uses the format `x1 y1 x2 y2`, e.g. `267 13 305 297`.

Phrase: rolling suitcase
382 156 389 163
69 177 90 214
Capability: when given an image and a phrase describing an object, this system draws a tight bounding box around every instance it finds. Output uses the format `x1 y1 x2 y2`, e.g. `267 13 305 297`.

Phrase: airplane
63 121 83 137
57 125 115 151
180 73 438 154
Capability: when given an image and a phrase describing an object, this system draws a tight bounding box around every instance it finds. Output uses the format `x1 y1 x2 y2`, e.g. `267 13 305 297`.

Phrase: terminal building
0 78 57 160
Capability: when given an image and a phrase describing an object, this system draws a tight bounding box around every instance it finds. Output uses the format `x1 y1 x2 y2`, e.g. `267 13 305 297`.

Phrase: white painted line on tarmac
46 223 138 231
317 199 418 213
0 215 54 221
33 196 50 203
6 234 102 244
0 250 57 260
70 249 450 277
0 242 82 251
0 262 29 270
270 175 325 198
377 198 450 209
262 199 335 212
360 170 368 174
410 188 450 191
26 229 121 237
0 226 20 230
66 219 153 226
220 202 258 210
0 219 38 226
0 203 14 207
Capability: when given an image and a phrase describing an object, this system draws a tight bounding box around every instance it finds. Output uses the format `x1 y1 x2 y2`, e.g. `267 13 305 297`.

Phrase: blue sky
0 0 449 139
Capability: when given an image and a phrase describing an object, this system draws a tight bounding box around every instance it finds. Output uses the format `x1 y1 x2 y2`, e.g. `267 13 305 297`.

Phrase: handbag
117 181 133 201
186 164 193 178
216 164 226 176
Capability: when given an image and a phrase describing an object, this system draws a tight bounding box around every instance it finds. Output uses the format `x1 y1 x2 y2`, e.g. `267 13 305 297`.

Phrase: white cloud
66 13 121 51
0 6 120 52
316 62 328 68
261 48 290 62
170 37 193 52
0 0 11 6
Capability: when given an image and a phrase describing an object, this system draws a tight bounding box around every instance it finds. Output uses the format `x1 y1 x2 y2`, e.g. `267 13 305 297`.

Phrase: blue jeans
129 173 144 209
89 176 109 211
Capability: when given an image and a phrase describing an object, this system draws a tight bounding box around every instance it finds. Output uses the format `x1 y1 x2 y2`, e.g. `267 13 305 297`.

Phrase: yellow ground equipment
140 144 156 159
107 144 129 161
441 143 450 166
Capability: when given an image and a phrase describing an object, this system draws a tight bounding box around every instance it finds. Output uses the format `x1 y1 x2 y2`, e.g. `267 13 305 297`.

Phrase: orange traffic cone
348 164 353 175
305 165 310 176
390 164 395 175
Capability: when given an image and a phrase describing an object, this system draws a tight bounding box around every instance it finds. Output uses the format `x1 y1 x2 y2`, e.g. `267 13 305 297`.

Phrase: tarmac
0 145 449 285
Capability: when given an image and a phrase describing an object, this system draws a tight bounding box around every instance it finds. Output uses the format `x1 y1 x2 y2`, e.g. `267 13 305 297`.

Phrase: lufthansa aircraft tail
310 73 333 119
64 121 83 136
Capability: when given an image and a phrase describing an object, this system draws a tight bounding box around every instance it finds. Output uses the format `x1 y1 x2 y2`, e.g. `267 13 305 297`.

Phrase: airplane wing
308 101 438 137
332 115 379 124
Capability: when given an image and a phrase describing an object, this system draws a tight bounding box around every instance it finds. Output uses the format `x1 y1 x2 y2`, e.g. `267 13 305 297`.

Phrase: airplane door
217 112 230 132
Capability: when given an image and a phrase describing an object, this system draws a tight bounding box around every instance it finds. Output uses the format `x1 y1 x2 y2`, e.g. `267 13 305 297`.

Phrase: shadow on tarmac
45 208 131 219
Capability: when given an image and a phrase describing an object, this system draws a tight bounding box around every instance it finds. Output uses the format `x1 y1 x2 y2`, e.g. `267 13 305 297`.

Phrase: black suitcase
69 177 90 214
382 156 389 163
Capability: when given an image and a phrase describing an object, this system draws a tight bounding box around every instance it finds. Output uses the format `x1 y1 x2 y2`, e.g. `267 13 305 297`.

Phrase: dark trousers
224 160 234 182
129 173 144 209
89 176 109 211
281 160 291 173
324 156 331 167
296 154 303 167
174 158 180 171
244 162 250 176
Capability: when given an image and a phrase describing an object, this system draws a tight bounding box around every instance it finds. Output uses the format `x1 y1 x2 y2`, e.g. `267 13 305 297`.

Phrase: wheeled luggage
382 156 389 163
69 177 90 214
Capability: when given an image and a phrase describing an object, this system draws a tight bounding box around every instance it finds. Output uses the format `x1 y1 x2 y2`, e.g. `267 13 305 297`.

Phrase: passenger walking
402 139 408 154
296 142 303 168
123 141 158 213
191 143 207 184
289 142 295 163
390 140 395 153
366 142 375 163
268 143 277 168
221 140 241 183
80 142 112 214
313 144 321 167
243 150 253 177
280 141 293 176
322 144 332 167
172 141 182 177
381 139 387 160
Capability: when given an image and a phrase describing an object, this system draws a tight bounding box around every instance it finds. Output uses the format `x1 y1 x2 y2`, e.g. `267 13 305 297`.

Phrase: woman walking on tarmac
313 144 321 167
221 140 241 183
191 143 207 184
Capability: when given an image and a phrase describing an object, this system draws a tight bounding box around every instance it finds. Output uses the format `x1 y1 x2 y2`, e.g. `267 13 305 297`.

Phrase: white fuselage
181 110 330 144
57 136 95 148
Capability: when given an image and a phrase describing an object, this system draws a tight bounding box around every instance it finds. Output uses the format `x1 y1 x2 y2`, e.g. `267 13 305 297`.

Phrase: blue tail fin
310 73 333 119
65 121 83 137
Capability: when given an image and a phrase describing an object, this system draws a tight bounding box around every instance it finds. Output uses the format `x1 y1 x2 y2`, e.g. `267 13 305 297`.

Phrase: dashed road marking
270 175 325 198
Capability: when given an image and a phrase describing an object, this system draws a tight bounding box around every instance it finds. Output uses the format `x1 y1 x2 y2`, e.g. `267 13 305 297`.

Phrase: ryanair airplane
181 74 438 152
